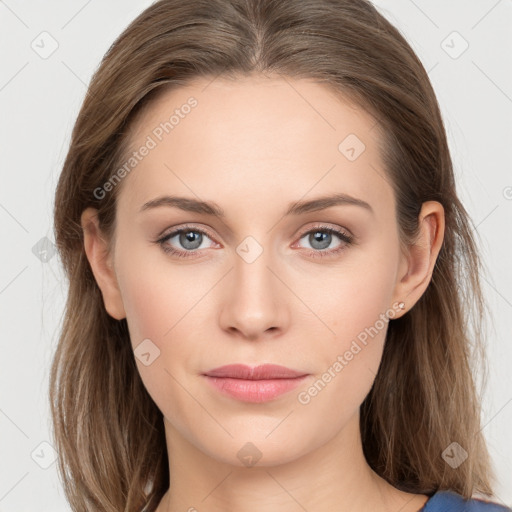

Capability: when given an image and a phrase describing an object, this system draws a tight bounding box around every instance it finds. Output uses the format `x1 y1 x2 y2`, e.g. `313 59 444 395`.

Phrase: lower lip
203 375 309 403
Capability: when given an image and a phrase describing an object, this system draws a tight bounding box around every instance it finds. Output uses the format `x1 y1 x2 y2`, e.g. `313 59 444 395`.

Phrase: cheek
115 237 200 344
115 252 199 420
291 242 398 403
293 241 399 346
295 288 392 424
114 237 217 387
120 275 173 347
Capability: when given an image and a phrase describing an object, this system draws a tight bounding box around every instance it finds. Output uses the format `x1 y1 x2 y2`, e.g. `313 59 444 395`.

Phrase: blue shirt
420 491 512 511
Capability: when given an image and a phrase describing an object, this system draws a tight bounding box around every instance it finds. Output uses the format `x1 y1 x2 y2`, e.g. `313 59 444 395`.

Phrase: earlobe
80 207 126 320
392 201 445 315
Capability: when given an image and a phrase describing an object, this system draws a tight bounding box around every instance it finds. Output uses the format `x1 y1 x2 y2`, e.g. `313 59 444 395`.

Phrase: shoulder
422 491 512 512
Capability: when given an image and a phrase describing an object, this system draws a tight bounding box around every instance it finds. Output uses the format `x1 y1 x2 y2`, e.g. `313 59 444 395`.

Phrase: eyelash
154 223 354 260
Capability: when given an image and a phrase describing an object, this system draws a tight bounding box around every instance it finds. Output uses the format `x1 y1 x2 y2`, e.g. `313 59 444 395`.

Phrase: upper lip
203 364 308 380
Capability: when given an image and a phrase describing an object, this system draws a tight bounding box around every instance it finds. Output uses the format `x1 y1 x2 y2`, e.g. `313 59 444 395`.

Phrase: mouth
202 364 310 403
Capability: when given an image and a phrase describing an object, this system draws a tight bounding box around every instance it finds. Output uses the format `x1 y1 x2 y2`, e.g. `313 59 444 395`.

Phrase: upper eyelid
160 224 218 243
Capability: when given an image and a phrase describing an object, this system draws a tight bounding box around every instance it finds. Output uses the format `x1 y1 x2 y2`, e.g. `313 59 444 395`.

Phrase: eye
154 223 354 259
294 225 354 259
155 225 217 259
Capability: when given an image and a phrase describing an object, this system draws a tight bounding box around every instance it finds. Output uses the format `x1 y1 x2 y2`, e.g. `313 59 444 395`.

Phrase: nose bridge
219 233 287 338
233 233 278 302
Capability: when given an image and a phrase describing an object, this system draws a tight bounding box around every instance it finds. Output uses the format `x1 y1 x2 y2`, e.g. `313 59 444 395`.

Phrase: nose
218 244 289 341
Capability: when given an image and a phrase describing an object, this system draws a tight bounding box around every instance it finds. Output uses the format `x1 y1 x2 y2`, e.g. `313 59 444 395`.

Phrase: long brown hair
50 0 497 510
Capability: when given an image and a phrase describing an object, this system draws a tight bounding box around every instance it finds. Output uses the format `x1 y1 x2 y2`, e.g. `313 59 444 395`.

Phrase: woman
50 1 511 511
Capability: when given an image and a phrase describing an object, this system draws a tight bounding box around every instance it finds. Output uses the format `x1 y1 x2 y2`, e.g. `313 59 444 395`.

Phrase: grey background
0 0 511 510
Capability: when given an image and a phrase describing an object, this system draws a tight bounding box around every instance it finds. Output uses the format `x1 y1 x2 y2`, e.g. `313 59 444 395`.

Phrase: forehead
117 75 392 219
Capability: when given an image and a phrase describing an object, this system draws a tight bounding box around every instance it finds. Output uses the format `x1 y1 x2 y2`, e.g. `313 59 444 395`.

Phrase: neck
155 412 428 512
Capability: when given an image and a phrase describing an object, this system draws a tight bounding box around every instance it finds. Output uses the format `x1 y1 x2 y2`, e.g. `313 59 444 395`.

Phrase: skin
81 74 444 512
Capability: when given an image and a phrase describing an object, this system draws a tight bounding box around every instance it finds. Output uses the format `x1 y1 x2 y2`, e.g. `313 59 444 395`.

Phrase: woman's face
108 75 410 466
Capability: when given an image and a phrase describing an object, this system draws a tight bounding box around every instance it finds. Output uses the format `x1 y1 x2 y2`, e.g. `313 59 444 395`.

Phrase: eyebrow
139 192 374 217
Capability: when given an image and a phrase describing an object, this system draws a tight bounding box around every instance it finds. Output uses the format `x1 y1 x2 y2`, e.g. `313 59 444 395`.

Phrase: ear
391 200 445 316
81 207 126 320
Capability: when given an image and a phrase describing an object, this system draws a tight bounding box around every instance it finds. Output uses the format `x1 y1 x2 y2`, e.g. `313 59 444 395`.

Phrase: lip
202 364 309 403
203 363 308 380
